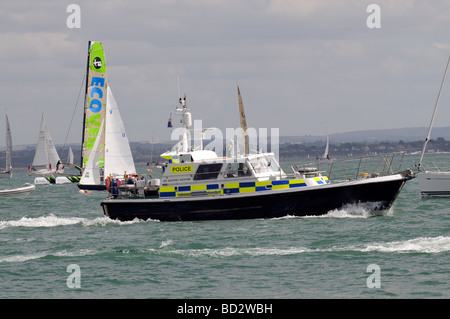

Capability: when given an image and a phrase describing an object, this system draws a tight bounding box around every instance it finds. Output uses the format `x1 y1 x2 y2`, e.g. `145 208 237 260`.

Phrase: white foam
0 249 98 263
0 253 47 263
149 236 450 258
80 216 143 227
160 239 174 248
0 214 82 229
154 246 311 258
306 202 391 219
0 214 144 229
358 236 450 254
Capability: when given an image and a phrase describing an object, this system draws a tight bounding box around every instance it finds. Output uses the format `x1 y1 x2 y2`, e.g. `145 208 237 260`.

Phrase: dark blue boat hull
100 174 410 222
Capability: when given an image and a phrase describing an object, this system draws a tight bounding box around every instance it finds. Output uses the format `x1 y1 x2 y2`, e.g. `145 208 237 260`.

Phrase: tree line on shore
3 137 449 169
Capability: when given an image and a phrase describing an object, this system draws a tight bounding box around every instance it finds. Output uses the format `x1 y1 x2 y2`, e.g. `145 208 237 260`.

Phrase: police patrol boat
100 89 413 222
100 150 412 221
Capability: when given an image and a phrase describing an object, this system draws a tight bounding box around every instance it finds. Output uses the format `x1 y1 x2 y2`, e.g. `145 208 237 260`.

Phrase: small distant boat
0 184 35 197
146 131 163 169
417 56 450 196
0 113 12 178
320 130 333 161
28 114 64 176
146 161 162 169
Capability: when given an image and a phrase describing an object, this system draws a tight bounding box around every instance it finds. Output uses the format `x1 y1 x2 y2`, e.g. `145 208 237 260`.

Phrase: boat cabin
108 150 330 199
160 150 286 187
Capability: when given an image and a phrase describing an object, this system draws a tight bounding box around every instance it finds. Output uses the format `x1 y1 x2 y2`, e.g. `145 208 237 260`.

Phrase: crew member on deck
238 163 250 176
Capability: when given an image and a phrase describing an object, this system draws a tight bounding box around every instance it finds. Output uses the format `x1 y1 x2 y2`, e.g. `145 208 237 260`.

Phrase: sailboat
146 131 162 168
78 41 136 191
323 131 330 160
0 113 12 178
28 114 64 176
417 56 450 196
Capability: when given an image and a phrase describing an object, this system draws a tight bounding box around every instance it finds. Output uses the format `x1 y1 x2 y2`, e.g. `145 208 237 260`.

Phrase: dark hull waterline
77 183 107 191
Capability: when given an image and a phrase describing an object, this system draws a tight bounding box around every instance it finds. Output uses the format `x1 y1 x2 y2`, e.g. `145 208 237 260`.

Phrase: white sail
323 133 329 159
29 114 63 175
45 121 61 169
32 115 49 168
80 120 104 185
67 146 74 164
79 87 136 186
104 86 136 178
0 112 12 178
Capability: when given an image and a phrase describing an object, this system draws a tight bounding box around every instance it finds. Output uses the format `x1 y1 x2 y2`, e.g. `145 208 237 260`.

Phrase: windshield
249 155 281 175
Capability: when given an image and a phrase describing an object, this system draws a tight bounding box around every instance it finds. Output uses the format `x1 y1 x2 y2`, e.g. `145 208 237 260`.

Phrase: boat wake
316 201 391 219
163 236 450 257
275 202 392 220
2 236 448 264
351 236 450 254
0 249 99 263
148 246 312 258
0 214 143 230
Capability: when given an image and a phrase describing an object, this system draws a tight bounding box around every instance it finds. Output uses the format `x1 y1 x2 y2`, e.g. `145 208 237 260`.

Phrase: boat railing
416 160 441 172
290 152 407 182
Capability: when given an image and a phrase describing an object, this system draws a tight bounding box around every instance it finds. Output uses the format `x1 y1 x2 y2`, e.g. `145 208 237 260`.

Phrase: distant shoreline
4 136 450 169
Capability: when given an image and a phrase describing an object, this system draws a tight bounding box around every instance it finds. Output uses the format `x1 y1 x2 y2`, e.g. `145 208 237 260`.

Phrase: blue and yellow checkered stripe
314 176 330 184
223 179 307 194
160 184 221 198
159 178 330 198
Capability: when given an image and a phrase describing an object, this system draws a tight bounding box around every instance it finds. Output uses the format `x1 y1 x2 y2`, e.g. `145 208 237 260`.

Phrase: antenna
177 73 181 101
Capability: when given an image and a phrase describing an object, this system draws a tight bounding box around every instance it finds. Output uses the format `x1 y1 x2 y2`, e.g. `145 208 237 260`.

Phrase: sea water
1 154 449 299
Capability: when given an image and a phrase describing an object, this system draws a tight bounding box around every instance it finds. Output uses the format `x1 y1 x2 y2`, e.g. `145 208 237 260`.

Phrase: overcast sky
1 0 450 147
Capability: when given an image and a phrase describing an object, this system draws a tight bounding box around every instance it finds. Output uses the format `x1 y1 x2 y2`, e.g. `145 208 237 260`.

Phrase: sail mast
238 86 249 156
5 112 12 172
418 56 450 169
80 41 91 168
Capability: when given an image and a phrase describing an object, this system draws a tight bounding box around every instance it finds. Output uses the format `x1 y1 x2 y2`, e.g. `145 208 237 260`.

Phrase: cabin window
225 162 252 178
194 163 223 180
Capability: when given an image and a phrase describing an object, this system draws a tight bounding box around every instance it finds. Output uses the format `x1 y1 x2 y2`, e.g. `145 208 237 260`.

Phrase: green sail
89 41 107 74
82 41 107 168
